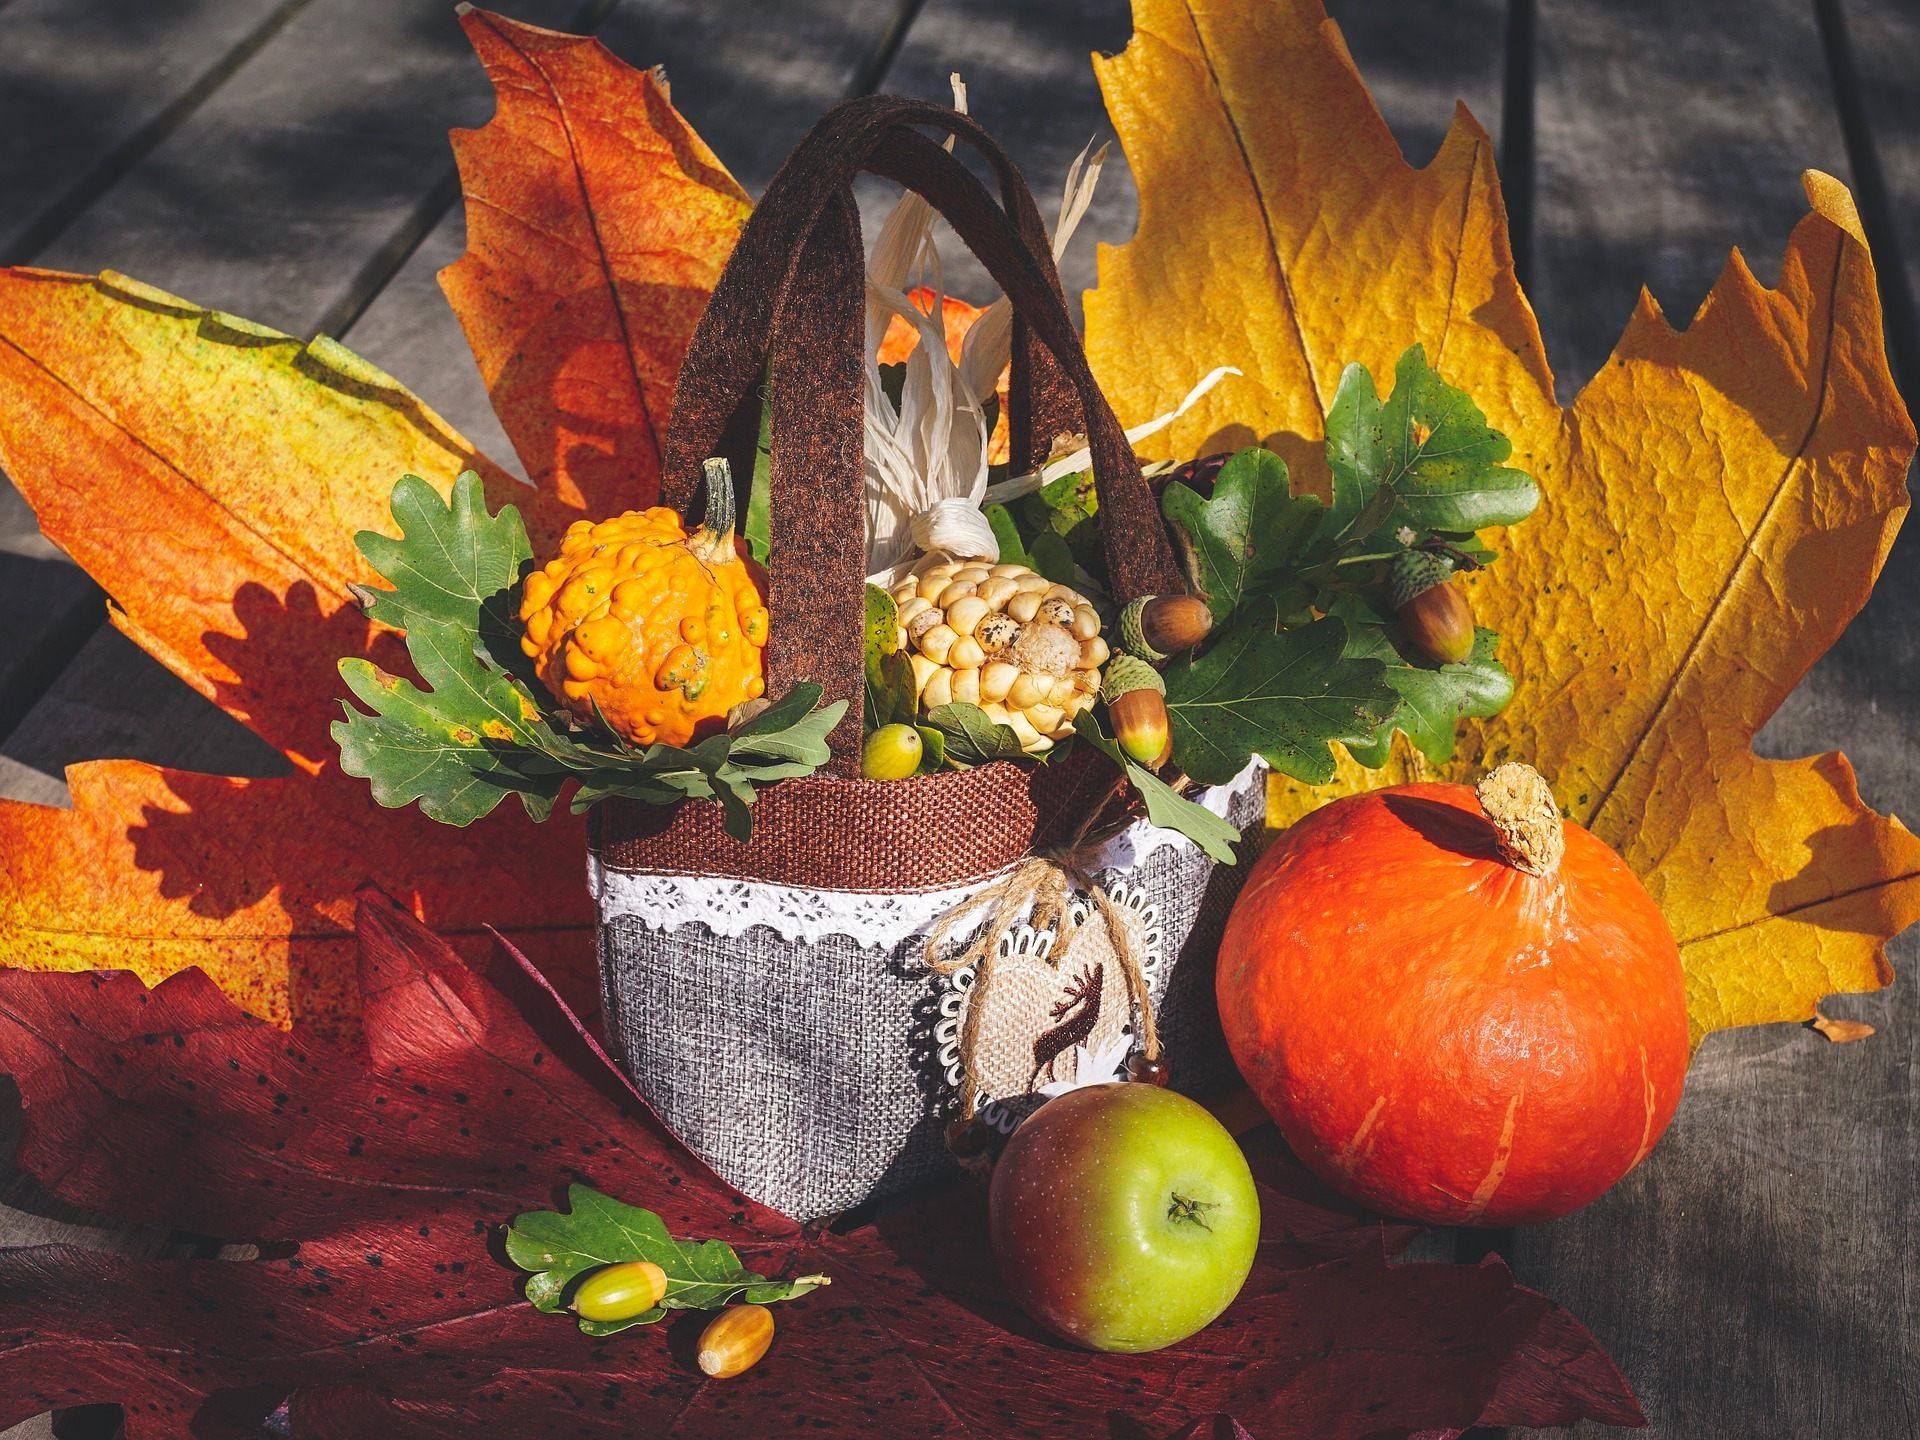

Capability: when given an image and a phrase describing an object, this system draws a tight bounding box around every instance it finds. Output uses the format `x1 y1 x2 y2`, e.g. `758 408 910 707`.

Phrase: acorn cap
1387 549 1455 610
1118 596 1167 662
1100 652 1166 702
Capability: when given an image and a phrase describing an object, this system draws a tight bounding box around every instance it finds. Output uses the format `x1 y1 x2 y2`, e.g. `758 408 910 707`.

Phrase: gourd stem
699 456 737 541
1474 762 1565 877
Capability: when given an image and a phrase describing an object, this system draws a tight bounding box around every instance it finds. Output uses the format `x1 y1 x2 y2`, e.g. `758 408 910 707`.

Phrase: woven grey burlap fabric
598 779 1267 1221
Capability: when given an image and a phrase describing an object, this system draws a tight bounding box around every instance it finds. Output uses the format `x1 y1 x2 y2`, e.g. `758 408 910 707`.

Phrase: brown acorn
1118 594 1213 661
698 1304 775 1378
1388 551 1475 666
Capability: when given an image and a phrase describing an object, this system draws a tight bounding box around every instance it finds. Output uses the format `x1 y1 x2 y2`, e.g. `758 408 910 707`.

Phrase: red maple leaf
0 896 1640 1438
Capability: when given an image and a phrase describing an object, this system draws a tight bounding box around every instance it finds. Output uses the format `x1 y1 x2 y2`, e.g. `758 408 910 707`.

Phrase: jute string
924 838 1161 1132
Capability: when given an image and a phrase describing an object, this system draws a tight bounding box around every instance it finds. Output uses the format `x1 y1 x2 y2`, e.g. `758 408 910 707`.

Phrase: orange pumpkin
519 460 769 747
1218 762 1689 1226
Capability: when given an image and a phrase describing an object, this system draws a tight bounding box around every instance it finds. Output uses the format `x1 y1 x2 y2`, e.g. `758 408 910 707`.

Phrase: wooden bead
1126 1053 1170 1087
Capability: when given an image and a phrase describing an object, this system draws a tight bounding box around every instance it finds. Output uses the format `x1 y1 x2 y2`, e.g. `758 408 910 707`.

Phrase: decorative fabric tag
934 883 1162 1132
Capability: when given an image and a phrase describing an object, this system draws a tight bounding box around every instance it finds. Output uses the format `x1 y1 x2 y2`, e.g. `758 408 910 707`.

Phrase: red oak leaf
0 895 1641 1439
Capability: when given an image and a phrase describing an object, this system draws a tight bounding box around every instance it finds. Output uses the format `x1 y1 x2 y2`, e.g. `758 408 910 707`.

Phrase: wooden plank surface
0 0 310 267
1507 2 1917 1435
1832 0 1920 395
1528 0 1856 399
2 2 1919 1437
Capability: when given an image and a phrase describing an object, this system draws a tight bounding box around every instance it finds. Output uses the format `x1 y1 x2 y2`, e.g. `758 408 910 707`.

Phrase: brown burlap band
598 95 1173 883
594 745 1128 889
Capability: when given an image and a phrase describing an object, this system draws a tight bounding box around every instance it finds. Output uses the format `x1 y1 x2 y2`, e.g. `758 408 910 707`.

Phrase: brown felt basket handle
660 96 1184 767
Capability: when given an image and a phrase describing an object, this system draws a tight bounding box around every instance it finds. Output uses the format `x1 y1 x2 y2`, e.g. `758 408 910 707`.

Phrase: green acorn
1388 550 1474 666
1101 653 1172 768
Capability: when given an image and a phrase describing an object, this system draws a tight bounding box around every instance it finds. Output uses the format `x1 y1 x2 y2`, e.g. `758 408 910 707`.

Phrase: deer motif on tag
934 883 1163 1131
1031 963 1103 1086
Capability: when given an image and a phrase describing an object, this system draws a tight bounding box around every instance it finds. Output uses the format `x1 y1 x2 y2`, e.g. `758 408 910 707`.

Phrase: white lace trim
590 758 1264 946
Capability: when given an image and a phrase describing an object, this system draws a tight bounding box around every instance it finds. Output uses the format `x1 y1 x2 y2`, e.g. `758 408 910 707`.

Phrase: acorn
698 1304 775 1379
569 1261 667 1322
1388 551 1475 666
861 723 923 780
1118 594 1212 662
1101 653 1172 768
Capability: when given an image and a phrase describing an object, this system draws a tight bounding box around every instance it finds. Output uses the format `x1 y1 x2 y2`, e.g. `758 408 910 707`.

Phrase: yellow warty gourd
891 556 1107 751
518 461 769 748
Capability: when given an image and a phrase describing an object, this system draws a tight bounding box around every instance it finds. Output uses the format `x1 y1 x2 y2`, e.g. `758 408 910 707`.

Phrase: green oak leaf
334 619 556 826
1332 594 1513 768
1161 446 1324 622
1163 610 1397 786
984 502 1031 568
1076 713 1240 865
1019 469 1101 569
864 585 916 730
924 702 1026 766
351 471 531 652
727 691 846 777
337 477 843 835
506 1184 828 1337
1324 344 1538 543
1028 528 1077 585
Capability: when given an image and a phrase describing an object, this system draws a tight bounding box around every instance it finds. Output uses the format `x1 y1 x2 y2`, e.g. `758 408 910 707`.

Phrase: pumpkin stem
691 456 738 558
1474 762 1565 877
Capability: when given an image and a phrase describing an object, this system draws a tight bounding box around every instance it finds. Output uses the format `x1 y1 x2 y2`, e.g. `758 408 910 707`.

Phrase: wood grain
1830 0 1920 398
1529 0 1855 400
1508 3 1916 1435
0 0 310 267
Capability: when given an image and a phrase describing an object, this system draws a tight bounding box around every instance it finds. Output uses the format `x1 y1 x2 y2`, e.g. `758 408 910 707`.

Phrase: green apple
988 1082 1259 1352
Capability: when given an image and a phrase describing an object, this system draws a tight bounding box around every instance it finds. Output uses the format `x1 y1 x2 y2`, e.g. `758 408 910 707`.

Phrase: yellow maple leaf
1088 0 1920 1045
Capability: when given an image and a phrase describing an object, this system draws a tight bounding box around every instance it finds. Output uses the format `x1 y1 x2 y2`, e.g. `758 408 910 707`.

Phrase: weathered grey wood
0 626 286 809
30 0 600 329
1327 0 1509 162
343 0 919 485
1530 0 1855 401
1506 3 1916 1435
0 0 605 801
0 0 299 726
0 0 307 266
863 0 1136 312
1834 0 1920 395
868 0 1505 318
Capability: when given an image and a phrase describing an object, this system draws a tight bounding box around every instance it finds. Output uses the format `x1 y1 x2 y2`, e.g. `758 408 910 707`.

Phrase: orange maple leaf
441 9 750 518
0 15 737 1030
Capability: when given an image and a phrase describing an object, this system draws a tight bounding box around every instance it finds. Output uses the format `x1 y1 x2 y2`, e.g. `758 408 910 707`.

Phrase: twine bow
924 848 1160 1133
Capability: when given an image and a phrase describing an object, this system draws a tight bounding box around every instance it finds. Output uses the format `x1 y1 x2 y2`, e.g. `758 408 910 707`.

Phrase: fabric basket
590 95 1263 1220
